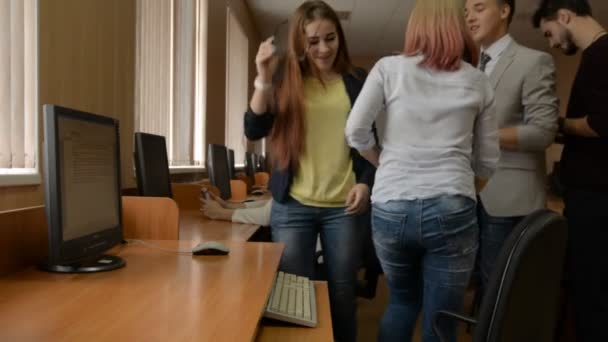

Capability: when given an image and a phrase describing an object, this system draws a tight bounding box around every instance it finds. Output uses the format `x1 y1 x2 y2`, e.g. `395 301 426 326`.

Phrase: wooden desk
179 209 260 242
0 240 283 342
256 281 334 342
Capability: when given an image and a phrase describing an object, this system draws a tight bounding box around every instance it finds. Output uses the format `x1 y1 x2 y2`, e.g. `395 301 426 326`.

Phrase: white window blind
225 7 249 166
0 0 39 186
135 0 207 167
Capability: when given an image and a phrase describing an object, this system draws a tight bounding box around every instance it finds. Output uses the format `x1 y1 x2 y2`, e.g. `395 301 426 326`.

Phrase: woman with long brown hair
244 1 375 341
346 0 499 341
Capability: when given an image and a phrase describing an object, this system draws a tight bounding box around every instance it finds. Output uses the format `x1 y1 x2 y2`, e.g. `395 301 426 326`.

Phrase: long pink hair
271 1 353 171
404 0 479 71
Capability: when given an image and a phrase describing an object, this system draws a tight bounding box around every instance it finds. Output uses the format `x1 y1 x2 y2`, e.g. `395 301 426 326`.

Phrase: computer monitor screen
42 104 125 273
245 152 258 179
207 144 232 200
134 132 173 198
257 154 266 172
227 148 236 180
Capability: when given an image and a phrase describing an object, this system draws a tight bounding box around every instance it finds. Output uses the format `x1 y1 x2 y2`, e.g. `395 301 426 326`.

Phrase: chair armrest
433 310 478 342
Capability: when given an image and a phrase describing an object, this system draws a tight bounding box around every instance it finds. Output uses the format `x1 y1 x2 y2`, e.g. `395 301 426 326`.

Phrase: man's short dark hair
532 0 593 28
499 0 516 25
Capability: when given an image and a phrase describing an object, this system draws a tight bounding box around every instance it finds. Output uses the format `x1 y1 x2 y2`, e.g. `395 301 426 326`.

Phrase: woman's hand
207 191 228 208
345 183 370 215
255 36 279 82
200 197 233 221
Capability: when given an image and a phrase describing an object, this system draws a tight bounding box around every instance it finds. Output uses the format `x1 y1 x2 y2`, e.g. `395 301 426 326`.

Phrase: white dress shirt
345 55 500 203
481 34 513 75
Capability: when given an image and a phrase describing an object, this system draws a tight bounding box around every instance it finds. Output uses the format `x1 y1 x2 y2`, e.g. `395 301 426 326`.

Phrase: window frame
0 0 41 187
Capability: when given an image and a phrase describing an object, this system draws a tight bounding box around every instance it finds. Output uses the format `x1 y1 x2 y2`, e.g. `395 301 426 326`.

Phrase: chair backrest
254 171 270 189
474 209 568 342
122 196 179 240
171 183 203 210
229 179 248 202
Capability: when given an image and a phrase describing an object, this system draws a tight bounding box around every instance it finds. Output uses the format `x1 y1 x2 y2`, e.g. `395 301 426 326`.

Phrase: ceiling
246 0 608 57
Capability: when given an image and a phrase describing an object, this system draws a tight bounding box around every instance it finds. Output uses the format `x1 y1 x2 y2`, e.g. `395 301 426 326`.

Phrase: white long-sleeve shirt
231 200 272 226
345 55 500 203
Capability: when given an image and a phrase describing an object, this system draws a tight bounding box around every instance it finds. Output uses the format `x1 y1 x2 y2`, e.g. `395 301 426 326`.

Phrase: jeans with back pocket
372 195 478 342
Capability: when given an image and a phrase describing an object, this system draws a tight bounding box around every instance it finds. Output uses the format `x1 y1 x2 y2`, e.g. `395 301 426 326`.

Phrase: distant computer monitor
207 144 232 200
257 154 267 172
41 105 125 273
134 132 173 198
227 148 236 180
245 152 258 179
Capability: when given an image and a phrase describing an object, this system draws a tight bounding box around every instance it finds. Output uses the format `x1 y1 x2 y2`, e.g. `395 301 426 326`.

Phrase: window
0 0 39 186
135 0 207 168
225 7 249 166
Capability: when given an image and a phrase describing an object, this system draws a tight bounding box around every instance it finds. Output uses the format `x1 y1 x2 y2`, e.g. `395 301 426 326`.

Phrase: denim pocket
437 196 478 255
372 205 407 247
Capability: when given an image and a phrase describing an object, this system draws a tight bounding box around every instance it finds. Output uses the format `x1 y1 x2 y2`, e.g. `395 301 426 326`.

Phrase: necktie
479 52 491 72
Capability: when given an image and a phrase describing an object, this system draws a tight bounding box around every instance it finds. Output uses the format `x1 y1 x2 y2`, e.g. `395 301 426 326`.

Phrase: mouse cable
125 239 193 255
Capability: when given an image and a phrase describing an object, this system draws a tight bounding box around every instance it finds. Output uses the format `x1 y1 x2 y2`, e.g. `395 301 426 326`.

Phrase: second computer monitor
207 144 232 200
227 148 236 180
134 132 173 198
245 152 258 179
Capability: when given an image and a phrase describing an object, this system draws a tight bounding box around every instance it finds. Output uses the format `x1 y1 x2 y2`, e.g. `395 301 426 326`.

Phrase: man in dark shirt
533 1 608 341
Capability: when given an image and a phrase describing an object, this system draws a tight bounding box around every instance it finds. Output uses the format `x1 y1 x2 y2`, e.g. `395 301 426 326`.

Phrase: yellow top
289 77 356 207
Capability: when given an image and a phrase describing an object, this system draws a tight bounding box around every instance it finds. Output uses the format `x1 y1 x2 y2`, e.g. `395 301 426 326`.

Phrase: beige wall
351 55 382 71
206 0 260 146
1 0 260 212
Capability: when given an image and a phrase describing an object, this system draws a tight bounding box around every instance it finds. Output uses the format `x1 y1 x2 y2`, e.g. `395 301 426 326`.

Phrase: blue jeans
476 201 523 290
372 195 478 342
270 198 363 342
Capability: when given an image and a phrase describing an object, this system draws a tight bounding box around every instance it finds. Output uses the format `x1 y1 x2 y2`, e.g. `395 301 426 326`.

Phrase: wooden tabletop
0 240 283 342
179 209 261 242
256 281 334 342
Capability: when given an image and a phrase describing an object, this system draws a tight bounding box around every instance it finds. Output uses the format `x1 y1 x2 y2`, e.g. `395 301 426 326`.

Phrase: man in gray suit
464 0 559 290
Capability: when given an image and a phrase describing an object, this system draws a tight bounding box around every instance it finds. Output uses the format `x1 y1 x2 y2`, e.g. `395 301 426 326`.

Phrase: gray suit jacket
479 40 559 217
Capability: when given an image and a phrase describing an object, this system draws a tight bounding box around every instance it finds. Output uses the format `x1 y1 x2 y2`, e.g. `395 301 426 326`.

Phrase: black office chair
433 209 568 342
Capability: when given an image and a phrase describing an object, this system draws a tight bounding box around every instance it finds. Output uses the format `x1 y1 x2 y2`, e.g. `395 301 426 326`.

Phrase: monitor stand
39 255 126 273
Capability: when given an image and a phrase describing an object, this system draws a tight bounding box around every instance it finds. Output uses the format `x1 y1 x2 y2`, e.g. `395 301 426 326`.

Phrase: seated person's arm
232 200 272 226
201 194 272 226
200 198 235 221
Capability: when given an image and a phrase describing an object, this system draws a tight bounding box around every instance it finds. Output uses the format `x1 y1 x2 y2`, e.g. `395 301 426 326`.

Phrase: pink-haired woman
345 0 500 341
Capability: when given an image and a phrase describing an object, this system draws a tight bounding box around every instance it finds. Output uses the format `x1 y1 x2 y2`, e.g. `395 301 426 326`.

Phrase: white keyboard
263 271 317 327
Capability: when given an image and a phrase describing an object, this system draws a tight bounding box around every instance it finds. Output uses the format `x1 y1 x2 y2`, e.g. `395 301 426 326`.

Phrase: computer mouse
251 189 265 196
192 241 230 256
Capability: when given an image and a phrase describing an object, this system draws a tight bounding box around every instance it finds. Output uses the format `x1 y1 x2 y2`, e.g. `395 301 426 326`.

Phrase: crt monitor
245 151 258 179
227 148 236 180
134 132 173 197
41 104 125 273
257 154 267 172
207 144 232 200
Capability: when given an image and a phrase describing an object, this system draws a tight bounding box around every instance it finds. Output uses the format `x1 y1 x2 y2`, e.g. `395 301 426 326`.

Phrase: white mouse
192 241 230 256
